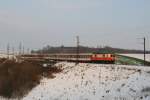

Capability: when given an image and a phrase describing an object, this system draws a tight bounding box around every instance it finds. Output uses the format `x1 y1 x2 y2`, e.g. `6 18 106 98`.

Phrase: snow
21 62 150 100
0 53 15 59
0 53 8 58
119 54 150 62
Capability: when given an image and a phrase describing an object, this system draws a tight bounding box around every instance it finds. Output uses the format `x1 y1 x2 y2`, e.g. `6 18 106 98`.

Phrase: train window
82 55 84 58
85 55 88 58
105 54 108 57
103 54 105 57
83 55 86 58
86 55 88 58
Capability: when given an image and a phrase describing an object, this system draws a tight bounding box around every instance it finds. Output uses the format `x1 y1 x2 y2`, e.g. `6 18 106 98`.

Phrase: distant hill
32 45 150 54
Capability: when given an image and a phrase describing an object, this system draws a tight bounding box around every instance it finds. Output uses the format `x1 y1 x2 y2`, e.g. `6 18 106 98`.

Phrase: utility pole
22 46 24 55
12 47 14 55
12 47 15 60
7 43 10 59
76 36 80 64
137 37 146 66
19 42 22 55
27 48 30 54
144 37 146 66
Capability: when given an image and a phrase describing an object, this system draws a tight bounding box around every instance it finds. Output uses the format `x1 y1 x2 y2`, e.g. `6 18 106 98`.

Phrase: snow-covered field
119 54 150 62
19 62 150 100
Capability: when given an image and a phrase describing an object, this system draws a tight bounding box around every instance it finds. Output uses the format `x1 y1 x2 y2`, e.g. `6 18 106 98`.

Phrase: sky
0 0 150 52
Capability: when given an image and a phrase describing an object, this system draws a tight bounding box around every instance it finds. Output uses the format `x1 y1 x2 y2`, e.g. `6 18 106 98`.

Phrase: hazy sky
0 0 150 51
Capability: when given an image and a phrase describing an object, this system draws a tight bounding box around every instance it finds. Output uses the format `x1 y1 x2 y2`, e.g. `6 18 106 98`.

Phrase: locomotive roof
93 50 115 54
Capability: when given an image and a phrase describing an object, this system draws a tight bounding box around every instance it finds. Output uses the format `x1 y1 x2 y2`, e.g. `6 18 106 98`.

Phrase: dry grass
0 59 62 99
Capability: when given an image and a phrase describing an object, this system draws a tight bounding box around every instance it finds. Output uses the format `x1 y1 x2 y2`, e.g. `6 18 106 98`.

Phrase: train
20 53 116 64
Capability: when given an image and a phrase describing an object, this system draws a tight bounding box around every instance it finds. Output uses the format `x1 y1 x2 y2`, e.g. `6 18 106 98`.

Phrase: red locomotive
90 53 115 63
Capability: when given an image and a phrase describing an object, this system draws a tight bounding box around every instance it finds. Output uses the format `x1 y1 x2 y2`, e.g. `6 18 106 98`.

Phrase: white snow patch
1 62 150 100
22 62 150 100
